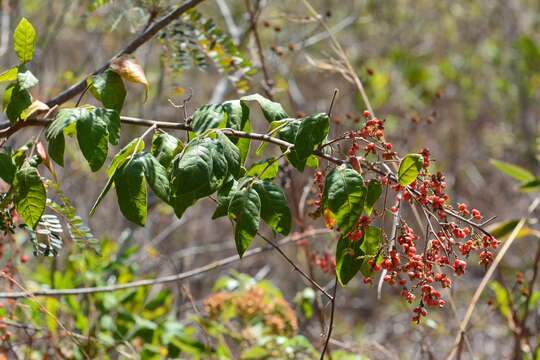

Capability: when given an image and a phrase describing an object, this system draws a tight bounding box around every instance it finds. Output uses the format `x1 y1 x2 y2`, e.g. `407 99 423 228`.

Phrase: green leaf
16 66 38 90
45 107 120 170
13 18 37 64
76 110 110 172
364 179 382 216
217 132 240 178
138 152 170 203
169 138 215 218
108 139 145 177
13 164 45 229
90 139 145 217
45 108 80 166
323 165 367 235
398 154 423 186
151 132 180 168
335 235 363 285
490 159 535 183
0 67 18 83
114 159 147 226
89 69 126 112
222 100 249 132
359 226 382 276
212 178 238 219
241 94 288 123
246 158 279 180
294 113 329 160
277 119 307 171
253 180 291 235
191 104 227 133
519 178 540 192
3 83 32 123
228 185 261 257
0 149 16 184
237 119 251 165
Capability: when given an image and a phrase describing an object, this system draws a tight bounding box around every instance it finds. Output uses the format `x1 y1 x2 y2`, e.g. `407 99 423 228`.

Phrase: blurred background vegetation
0 0 538 358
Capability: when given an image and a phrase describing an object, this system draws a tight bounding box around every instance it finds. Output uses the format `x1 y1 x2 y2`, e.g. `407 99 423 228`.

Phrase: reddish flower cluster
311 251 336 273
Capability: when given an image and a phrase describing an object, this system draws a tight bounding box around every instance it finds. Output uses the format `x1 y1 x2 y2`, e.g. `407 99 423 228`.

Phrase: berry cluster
309 110 496 322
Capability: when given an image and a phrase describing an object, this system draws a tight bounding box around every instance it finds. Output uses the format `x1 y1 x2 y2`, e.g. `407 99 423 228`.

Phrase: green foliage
0 148 17 184
253 180 291 236
335 226 382 285
294 113 329 160
191 104 227 133
45 106 120 171
491 159 539 193
13 163 46 229
246 158 279 180
397 154 423 186
364 179 382 216
228 185 261 257
151 132 181 168
160 9 254 93
3 82 32 123
88 69 127 112
323 165 367 235
241 94 288 123
13 18 37 64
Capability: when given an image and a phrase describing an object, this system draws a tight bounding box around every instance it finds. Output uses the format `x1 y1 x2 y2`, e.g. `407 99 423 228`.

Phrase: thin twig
0 229 329 299
320 277 338 359
446 197 540 360
245 0 273 99
45 0 207 107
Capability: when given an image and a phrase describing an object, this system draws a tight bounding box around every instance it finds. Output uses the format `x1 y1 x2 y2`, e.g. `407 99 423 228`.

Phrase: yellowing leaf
323 208 336 229
20 100 49 120
110 55 149 101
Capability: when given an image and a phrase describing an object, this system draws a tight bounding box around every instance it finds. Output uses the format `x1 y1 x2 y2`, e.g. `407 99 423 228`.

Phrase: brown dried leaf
110 55 149 101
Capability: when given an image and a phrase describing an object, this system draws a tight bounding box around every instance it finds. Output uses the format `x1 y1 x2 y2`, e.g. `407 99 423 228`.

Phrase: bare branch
0 229 329 299
45 0 207 107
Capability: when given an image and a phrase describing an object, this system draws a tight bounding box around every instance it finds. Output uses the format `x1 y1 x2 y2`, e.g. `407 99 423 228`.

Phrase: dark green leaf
253 180 291 235
3 83 32 123
294 113 329 161
13 164 45 229
237 119 251 165
217 132 240 178
212 178 237 219
228 185 261 257
13 18 36 64
76 110 110 172
364 179 382 216
335 235 363 285
169 138 215 218
277 119 307 171
241 94 288 123
89 69 126 112
222 100 249 132
45 108 80 166
519 178 540 192
246 158 279 180
323 165 366 235
138 152 170 203
191 104 226 133
0 149 16 184
46 107 120 170
114 159 147 226
398 154 423 186
151 132 180 168
108 139 145 177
